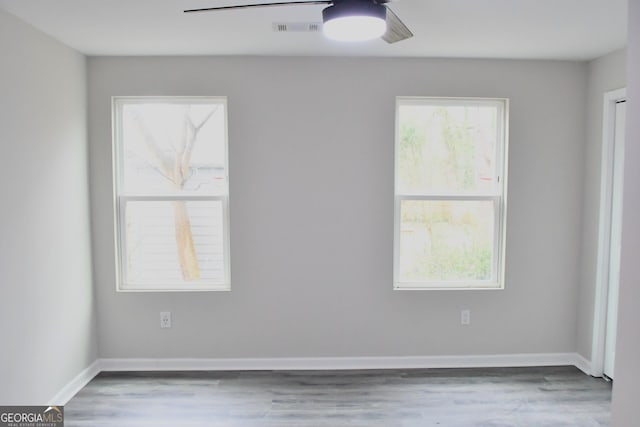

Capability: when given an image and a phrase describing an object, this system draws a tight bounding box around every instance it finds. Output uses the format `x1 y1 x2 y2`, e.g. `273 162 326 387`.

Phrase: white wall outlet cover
461 310 471 325
160 312 172 328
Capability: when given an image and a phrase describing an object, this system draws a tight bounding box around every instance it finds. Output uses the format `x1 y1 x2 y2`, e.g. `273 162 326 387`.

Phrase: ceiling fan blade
184 1 331 13
381 6 413 44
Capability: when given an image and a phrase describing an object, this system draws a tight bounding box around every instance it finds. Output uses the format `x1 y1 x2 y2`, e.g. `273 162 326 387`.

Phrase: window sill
116 284 231 293
393 283 504 291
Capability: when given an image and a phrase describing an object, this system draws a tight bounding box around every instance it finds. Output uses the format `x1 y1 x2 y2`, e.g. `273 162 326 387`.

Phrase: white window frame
112 96 231 292
393 97 509 290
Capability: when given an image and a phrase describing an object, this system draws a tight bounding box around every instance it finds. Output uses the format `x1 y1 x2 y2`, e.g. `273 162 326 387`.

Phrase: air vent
272 22 322 33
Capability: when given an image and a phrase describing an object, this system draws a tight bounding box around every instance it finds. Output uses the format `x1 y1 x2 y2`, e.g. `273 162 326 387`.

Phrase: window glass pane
120 102 227 195
124 201 225 285
398 200 495 282
397 103 499 195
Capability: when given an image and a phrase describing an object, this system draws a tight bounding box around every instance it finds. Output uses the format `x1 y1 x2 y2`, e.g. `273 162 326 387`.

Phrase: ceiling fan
184 0 413 43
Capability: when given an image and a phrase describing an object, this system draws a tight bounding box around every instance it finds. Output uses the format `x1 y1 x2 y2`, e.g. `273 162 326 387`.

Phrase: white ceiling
0 0 628 60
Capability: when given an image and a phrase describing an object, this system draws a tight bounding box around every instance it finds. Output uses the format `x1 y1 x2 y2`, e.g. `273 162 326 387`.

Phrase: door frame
591 87 626 378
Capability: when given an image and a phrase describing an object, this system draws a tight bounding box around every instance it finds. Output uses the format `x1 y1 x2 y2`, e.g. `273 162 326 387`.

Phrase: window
113 97 230 291
394 97 508 289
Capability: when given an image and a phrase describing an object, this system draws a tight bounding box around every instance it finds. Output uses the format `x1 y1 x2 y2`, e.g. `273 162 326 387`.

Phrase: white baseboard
573 353 595 376
53 353 591 404
49 360 101 405
98 353 581 372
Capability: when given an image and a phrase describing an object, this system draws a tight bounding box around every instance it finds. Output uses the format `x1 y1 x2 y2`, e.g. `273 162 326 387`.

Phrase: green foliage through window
395 98 506 288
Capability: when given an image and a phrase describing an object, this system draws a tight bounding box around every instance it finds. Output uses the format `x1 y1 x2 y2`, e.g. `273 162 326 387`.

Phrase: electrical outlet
461 309 471 325
160 311 172 329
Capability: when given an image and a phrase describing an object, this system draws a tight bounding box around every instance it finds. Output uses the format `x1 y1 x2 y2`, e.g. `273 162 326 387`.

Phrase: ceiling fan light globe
323 16 386 42
322 1 387 42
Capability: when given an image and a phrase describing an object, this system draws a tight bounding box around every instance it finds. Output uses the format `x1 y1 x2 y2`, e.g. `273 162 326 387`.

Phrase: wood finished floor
65 366 611 427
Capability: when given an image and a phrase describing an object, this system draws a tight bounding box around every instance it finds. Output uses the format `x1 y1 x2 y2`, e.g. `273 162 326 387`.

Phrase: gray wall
0 10 96 404
576 49 627 361
89 56 587 359
611 0 640 424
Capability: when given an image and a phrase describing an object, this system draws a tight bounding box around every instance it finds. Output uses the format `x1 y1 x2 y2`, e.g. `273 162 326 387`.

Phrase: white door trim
591 87 626 378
